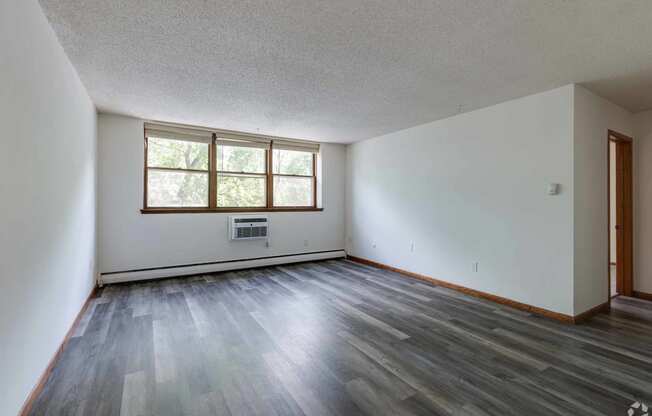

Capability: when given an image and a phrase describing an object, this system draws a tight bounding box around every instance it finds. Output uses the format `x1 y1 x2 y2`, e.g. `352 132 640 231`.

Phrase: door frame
607 129 633 302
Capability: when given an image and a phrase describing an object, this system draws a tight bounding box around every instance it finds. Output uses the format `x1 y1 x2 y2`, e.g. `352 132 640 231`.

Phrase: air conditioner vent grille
236 226 267 239
230 215 269 240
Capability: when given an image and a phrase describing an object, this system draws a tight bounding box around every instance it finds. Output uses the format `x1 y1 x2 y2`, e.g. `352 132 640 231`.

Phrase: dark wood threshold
633 290 652 301
141 207 324 214
347 255 609 324
19 285 99 416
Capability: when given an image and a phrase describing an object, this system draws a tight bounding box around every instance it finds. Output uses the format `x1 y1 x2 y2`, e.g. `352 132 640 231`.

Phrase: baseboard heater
100 249 346 284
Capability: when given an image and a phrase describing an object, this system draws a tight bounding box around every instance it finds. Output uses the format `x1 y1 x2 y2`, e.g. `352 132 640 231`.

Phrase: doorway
608 130 633 299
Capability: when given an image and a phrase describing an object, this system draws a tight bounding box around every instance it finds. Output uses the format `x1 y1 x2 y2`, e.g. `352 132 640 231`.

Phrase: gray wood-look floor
29 259 652 416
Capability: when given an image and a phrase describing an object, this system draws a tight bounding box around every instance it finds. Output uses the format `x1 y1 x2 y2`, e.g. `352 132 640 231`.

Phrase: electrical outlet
410 242 415 252
472 262 479 272
303 239 309 247
372 242 377 249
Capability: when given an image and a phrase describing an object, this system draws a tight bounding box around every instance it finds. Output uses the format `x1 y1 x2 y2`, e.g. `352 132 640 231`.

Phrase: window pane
217 145 266 173
217 174 266 207
148 170 208 207
273 176 313 207
148 137 209 170
272 149 313 175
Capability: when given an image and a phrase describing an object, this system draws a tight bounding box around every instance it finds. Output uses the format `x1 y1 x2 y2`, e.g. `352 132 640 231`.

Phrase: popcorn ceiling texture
39 0 652 143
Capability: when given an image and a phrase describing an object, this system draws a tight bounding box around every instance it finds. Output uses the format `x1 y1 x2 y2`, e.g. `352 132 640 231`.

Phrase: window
272 148 315 207
146 135 210 207
143 123 320 212
216 139 267 208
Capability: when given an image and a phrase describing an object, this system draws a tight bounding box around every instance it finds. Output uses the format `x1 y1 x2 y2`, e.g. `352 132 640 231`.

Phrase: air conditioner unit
230 215 269 240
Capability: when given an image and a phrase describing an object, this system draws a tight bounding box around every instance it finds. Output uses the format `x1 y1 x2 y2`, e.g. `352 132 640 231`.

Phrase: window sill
141 207 324 214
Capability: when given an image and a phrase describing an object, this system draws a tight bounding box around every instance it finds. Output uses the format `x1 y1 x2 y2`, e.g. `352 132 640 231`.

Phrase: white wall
572 85 633 313
346 86 576 315
98 114 345 274
0 1 97 415
346 84 635 316
633 110 652 295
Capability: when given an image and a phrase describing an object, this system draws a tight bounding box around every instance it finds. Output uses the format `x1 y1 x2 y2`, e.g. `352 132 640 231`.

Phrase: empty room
4 1 652 415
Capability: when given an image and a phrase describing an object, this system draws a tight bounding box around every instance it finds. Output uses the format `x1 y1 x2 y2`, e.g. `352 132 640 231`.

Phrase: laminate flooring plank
197 390 233 416
337 329 460 415
321 263 431 302
28 261 652 416
120 370 147 416
345 378 419 416
263 352 336 416
328 298 410 340
493 327 652 402
317 338 417 401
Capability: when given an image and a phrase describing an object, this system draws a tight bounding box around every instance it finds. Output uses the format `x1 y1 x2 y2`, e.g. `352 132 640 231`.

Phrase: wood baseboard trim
633 290 652 301
347 255 606 324
573 302 610 324
19 285 99 416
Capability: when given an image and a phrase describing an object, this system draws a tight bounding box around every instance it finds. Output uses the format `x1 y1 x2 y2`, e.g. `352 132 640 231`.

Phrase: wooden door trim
608 130 634 303
609 130 632 143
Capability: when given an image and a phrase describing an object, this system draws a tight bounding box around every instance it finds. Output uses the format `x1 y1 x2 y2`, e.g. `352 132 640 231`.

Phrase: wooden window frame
143 135 211 209
270 149 317 209
142 132 321 214
216 137 268 209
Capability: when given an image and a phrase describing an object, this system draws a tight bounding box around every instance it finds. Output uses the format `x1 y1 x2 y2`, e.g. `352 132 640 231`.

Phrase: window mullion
217 171 267 176
267 147 273 208
312 153 317 208
143 134 148 209
148 166 208 173
272 173 313 178
209 133 217 208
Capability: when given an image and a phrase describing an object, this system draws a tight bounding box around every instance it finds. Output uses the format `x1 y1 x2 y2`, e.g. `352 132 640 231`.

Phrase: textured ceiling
39 0 652 143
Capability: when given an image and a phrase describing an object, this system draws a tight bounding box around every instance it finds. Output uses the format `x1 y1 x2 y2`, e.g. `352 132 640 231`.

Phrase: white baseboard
100 250 346 284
